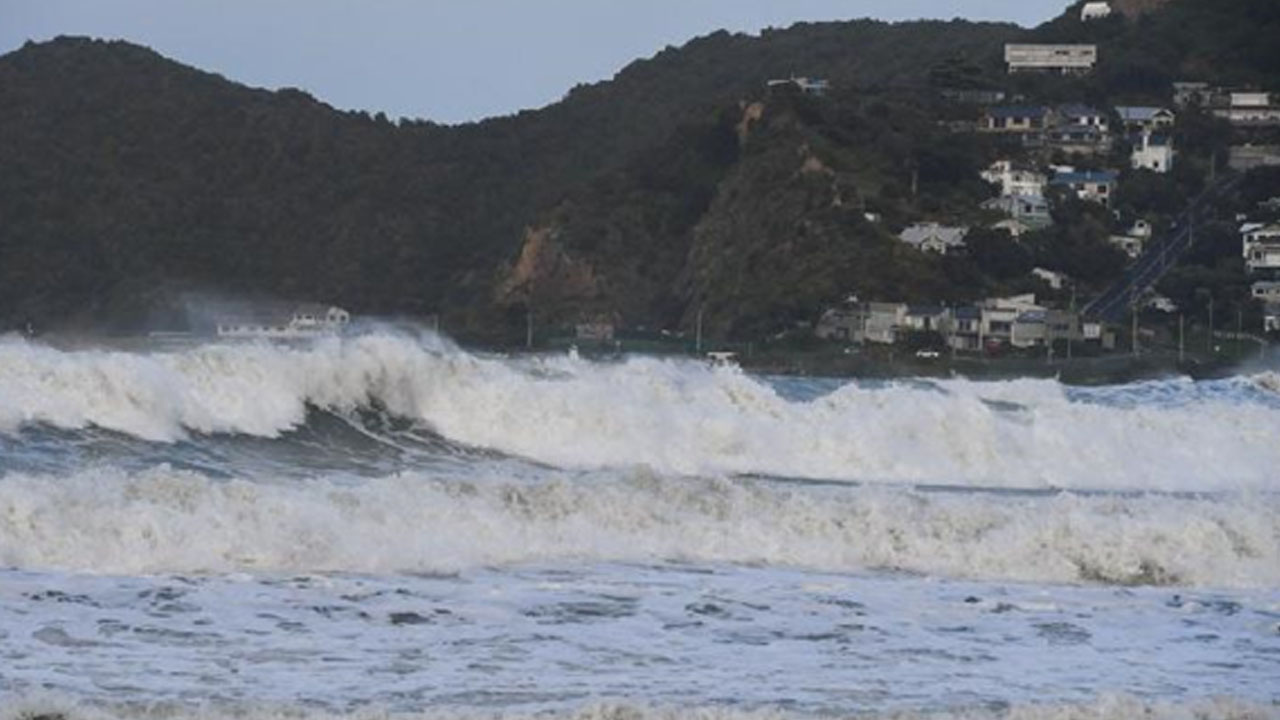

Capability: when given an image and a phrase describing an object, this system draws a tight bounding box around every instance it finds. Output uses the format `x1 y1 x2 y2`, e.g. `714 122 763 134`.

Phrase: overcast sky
0 1 1067 125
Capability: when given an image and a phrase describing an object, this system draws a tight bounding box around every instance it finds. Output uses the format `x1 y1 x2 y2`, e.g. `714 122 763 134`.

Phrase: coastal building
981 160 1048 198
213 303 351 339
1004 44 1097 75
1243 223 1280 273
1051 169 1119 206
815 301 907 344
902 305 950 333
899 223 969 254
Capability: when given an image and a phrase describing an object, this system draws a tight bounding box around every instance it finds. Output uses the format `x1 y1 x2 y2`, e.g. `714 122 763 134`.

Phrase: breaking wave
2 334 1280 491
1 466 1275 586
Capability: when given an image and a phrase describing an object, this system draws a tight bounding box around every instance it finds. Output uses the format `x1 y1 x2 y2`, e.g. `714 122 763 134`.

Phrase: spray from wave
1 466 1275 586
3 334 1280 490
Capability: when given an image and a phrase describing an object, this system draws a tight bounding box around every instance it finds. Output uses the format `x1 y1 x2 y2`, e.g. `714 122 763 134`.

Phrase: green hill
0 0 1277 341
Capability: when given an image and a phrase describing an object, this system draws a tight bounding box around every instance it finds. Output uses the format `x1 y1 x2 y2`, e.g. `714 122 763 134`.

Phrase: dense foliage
0 0 1277 340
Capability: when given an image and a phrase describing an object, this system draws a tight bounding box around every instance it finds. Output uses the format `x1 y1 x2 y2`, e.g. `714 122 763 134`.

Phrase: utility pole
1208 293 1214 354
1178 313 1185 365
1131 307 1139 357
525 307 533 350
1237 308 1244 358
695 305 704 355
1067 285 1076 361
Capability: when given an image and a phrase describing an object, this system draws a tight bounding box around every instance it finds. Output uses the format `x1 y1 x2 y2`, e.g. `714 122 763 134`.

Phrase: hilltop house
1005 44 1097 75
1244 223 1280 273
1051 169 1118 206
899 223 969 254
1081 2 1111 21
981 160 1047 197
213 303 351 339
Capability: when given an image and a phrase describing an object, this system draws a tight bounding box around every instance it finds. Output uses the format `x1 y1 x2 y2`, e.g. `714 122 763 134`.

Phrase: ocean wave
1 466 1275 587
3 693 1276 720
2 334 1279 490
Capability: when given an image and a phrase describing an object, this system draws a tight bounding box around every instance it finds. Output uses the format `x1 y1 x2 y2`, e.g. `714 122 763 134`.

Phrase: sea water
0 331 1277 719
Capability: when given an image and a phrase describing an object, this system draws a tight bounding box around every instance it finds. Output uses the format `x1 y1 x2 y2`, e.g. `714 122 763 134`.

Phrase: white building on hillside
1005 44 1097 75
1081 2 1111 21
1243 223 1280 272
982 160 1047 198
899 223 969 254
1131 131 1175 173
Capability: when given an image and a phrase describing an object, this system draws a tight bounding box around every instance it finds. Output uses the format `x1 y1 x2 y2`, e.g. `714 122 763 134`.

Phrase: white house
982 160 1047 197
1243 223 1280 272
1265 303 1280 334
815 302 906 344
1081 2 1111 21
1131 131 1175 173
899 223 969 254
1252 280 1280 303
214 303 351 339
1005 44 1097 75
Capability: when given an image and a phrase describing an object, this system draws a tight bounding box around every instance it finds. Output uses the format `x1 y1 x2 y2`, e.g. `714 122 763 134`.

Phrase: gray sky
0 1 1067 125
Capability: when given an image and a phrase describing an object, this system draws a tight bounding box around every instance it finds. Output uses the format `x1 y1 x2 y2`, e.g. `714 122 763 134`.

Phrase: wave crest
1 466 1275 587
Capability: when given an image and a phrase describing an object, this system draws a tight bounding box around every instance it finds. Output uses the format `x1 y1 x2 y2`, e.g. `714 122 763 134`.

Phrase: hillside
0 19 1018 337
1 0 1278 342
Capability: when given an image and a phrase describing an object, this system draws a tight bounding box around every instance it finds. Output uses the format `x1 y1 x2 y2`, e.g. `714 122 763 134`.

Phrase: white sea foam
0 466 1275 586
2 334 1279 490
3 693 1276 720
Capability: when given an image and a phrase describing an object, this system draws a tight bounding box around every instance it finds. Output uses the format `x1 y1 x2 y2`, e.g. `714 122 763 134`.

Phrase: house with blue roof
1050 169 1119 206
